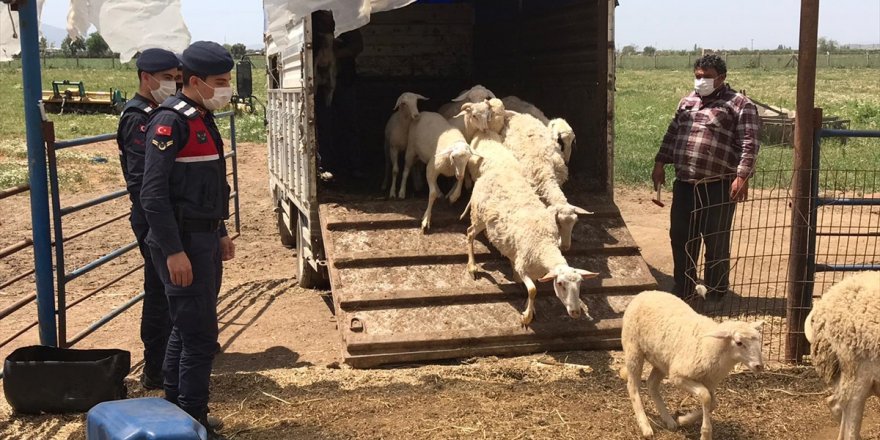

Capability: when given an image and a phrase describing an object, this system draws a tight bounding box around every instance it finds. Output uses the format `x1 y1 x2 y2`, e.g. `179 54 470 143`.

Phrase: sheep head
538 265 598 319
487 98 517 134
394 92 429 121
442 141 473 181
456 101 491 133
549 118 575 164
452 84 496 103
551 204 593 251
703 320 765 372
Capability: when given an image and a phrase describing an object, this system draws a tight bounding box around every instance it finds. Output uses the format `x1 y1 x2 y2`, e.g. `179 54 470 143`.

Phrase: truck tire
277 209 295 248
296 224 321 289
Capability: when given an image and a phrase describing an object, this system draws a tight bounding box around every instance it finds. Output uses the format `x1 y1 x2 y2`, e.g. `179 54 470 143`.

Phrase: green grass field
1 63 878 189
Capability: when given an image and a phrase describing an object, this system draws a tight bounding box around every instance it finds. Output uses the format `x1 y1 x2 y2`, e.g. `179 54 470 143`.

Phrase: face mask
197 79 233 111
149 77 177 104
694 77 718 97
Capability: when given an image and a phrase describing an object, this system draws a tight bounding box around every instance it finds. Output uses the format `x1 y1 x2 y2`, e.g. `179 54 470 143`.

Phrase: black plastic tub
3 346 130 414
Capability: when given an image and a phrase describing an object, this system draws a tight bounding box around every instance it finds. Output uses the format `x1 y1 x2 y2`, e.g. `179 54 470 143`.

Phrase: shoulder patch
156 125 172 136
151 138 175 151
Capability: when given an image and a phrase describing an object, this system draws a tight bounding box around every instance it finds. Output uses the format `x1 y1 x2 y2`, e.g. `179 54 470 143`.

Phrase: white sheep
437 84 496 120
805 271 880 440
400 112 472 231
462 126 598 325
620 289 765 440
501 112 590 251
383 92 429 198
501 95 550 124
548 118 575 164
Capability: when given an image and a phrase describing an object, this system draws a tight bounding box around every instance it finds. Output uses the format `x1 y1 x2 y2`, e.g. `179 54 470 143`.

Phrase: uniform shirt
655 84 761 183
141 93 228 257
116 93 157 224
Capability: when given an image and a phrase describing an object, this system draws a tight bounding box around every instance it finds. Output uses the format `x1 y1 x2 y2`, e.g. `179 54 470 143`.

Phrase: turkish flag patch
138 124 146 133
156 125 172 136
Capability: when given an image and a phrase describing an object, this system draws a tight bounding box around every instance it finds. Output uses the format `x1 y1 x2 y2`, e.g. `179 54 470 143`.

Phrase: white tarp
67 0 190 62
0 0 45 62
263 0 416 54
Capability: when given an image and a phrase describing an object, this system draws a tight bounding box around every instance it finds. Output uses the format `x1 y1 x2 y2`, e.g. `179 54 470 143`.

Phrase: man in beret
141 41 235 439
116 47 181 391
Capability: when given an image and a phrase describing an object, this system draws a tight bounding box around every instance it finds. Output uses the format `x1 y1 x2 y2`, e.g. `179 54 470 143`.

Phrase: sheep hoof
520 311 534 326
663 418 678 430
420 218 430 232
467 265 478 279
640 426 654 438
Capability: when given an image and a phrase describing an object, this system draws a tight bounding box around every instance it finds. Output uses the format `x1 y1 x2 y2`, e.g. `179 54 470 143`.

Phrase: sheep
620 289 765 440
400 112 472 231
548 118 576 164
501 95 550 124
804 271 880 440
461 156 598 325
501 112 590 251
437 84 496 120
383 92 429 198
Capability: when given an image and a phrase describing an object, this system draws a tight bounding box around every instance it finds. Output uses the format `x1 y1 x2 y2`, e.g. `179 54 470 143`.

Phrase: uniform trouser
670 179 736 297
149 231 222 421
132 221 171 380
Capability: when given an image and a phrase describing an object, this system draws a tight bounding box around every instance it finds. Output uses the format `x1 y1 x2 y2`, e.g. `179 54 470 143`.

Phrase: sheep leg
447 175 464 203
672 378 714 440
386 145 398 196
521 275 538 326
646 367 677 430
624 352 654 438
420 164 440 232
838 375 872 440
398 150 416 199
465 221 484 279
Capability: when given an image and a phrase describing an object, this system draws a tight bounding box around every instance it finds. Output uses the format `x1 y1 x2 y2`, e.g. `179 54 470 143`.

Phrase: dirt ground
0 141 878 439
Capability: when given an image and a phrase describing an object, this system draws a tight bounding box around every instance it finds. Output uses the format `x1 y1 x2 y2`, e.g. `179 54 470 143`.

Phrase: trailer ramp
319 193 656 368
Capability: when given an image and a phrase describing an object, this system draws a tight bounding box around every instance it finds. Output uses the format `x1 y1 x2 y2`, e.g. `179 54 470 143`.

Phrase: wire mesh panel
682 168 880 362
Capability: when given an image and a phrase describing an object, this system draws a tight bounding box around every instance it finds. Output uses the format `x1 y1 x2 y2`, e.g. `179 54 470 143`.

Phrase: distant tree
620 44 638 56
86 32 111 57
39 36 48 54
642 46 656 56
61 35 87 57
693 44 702 55
818 37 839 53
776 44 786 51
230 43 247 60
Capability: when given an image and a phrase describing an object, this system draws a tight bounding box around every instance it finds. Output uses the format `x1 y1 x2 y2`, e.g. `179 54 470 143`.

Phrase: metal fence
0 112 240 372
617 52 880 70
685 129 880 363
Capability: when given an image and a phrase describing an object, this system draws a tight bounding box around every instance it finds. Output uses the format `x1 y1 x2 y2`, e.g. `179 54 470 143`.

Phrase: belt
179 218 222 233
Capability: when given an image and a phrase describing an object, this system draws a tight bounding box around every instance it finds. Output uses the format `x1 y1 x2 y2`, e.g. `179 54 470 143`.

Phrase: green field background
1 60 878 189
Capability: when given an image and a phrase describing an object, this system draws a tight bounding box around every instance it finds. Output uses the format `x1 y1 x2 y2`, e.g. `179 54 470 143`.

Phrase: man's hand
167 251 193 287
731 176 749 202
651 162 666 190
220 236 235 261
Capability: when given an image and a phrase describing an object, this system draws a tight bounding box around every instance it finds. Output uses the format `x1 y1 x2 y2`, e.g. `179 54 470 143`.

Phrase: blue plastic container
86 397 207 440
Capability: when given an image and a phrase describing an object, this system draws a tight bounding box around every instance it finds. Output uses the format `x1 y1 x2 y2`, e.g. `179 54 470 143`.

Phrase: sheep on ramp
621 290 764 440
805 271 880 440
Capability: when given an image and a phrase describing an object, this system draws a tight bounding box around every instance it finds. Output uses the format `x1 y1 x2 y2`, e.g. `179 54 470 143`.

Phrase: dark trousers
149 231 222 421
132 221 170 380
670 179 736 297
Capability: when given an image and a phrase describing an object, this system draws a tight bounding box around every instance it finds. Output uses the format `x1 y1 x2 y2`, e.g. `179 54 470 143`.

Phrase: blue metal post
19 0 57 346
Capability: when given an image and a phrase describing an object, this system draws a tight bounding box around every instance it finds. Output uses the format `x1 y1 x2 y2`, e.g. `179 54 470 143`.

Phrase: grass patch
614 68 880 190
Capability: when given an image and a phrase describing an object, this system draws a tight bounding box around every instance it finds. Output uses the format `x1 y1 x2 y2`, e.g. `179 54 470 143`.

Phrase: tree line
39 34 251 60
619 38 873 57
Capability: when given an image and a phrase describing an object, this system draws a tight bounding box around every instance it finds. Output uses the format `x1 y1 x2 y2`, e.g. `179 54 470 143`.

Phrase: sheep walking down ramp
805 271 880 440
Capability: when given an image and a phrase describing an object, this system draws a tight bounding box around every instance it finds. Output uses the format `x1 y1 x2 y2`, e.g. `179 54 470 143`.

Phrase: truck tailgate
318 192 656 367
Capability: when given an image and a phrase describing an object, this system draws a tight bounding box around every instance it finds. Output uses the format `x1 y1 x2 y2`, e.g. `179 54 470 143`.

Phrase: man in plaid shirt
652 54 760 301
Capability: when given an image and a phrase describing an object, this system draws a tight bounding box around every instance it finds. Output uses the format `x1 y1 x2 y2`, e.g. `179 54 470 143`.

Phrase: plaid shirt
655 84 760 183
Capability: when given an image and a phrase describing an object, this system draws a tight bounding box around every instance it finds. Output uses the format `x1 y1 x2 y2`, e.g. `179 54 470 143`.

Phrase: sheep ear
452 90 470 102
752 320 764 331
461 102 474 112
538 270 557 282
415 94 429 101
487 90 497 98
573 268 599 279
505 110 518 120
571 205 594 215
703 329 732 339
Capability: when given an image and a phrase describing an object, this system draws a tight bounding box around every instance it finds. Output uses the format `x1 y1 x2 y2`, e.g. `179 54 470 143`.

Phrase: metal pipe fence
684 129 880 363
0 183 38 348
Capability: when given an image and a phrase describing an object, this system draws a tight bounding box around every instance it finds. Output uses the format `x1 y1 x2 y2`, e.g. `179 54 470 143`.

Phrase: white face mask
197 79 233 111
694 77 718 97
149 78 177 104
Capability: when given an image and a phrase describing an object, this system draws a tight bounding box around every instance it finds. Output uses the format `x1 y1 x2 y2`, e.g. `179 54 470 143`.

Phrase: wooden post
786 0 820 364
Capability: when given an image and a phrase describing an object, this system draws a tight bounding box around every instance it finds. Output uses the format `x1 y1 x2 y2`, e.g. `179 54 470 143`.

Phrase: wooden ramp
318 193 656 368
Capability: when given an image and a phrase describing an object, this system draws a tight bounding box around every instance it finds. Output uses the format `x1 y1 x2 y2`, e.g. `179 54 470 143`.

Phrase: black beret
136 48 180 73
181 41 234 76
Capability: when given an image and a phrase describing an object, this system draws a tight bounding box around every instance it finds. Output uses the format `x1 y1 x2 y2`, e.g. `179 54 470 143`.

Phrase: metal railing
43 111 241 348
0 183 37 352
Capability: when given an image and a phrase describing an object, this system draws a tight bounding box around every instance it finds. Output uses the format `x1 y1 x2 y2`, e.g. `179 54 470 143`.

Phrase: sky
36 0 880 50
